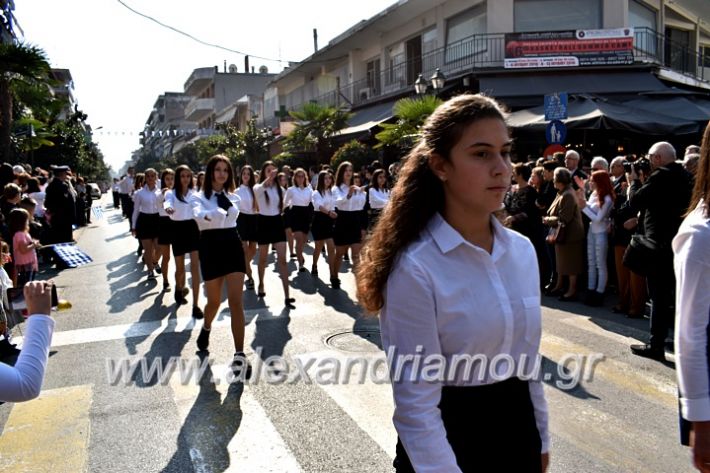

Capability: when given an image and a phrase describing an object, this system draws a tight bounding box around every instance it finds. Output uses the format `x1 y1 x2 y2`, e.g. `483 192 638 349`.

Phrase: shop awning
507 96 699 135
480 71 668 98
336 100 396 137
624 96 710 122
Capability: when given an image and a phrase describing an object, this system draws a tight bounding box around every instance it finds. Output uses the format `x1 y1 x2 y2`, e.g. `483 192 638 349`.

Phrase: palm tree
284 102 351 164
0 42 53 161
375 95 443 152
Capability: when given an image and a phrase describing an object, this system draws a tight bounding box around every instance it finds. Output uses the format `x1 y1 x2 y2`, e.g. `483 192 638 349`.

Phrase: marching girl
353 172 368 243
333 161 366 285
356 94 549 472
236 165 259 291
283 168 313 272
195 171 205 192
254 161 294 308
367 168 390 230
279 172 296 260
156 168 175 290
311 170 338 283
133 172 145 258
164 165 203 319
131 169 162 281
191 155 250 376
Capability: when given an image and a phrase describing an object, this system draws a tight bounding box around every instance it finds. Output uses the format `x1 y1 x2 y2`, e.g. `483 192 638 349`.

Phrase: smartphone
51 284 58 308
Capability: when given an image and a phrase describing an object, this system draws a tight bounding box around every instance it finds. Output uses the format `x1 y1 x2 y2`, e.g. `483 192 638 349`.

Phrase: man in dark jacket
44 165 77 244
627 142 692 360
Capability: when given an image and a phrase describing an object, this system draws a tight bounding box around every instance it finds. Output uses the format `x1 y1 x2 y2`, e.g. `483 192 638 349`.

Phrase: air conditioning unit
359 87 372 101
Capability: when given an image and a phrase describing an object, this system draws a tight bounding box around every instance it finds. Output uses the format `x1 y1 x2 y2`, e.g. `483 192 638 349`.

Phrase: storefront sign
504 28 634 69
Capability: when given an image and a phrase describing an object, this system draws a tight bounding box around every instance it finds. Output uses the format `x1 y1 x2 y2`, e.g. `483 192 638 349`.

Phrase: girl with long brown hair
674 122 710 468
236 165 259 290
332 161 366 288
254 161 293 308
164 165 202 318
192 155 250 376
156 168 175 290
284 168 313 272
356 94 549 472
131 169 162 281
310 170 338 281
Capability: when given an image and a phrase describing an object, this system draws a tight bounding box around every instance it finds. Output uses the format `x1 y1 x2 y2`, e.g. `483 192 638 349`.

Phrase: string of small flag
94 128 221 137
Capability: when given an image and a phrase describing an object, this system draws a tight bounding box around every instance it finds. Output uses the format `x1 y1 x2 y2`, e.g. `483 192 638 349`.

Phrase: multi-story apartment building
264 0 710 140
50 69 79 121
142 92 194 159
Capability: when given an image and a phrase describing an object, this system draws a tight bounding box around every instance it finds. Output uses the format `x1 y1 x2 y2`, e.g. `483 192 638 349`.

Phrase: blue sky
17 0 390 171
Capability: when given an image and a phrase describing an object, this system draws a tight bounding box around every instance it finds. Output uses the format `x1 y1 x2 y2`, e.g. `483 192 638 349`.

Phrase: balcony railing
185 97 215 121
283 27 708 112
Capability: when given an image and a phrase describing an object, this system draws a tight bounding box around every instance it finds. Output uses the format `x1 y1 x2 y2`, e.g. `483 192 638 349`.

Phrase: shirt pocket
522 296 542 346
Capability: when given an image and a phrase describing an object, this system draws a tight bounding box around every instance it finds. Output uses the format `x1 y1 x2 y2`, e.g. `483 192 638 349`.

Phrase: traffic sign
546 120 566 144
543 144 567 159
544 92 568 120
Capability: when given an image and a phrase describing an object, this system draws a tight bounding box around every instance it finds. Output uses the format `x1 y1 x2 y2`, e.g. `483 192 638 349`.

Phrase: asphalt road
0 195 694 472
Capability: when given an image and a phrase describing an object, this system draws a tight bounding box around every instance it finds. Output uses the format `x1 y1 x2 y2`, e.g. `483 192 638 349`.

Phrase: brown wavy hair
203 155 235 199
355 94 507 313
173 165 194 203
687 121 710 218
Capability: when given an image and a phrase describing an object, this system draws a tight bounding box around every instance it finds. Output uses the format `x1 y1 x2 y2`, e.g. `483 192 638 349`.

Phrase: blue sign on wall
544 92 568 121
546 120 567 144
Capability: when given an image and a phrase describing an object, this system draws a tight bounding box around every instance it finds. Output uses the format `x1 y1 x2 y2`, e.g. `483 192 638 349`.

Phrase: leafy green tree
220 119 273 168
331 140 377 171
284 102 351 165
375 95 443 153
0 42 53 161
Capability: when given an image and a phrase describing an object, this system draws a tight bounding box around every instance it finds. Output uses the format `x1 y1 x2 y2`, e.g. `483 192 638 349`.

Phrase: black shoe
330 277 341 289
147 270 157 281
311 265 318 276
192 305 204 319
558 293 578 302
245 279 255 290
285 297 296 308
196 327 210 351
544 287 564 297
163 280 171 291
175 287 185 305
154 264 162 274
626 312 644 319
231 352 252 379
630 343 665 361
584 291 603 307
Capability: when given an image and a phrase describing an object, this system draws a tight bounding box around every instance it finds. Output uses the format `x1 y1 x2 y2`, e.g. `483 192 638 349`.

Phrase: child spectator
9 209 40 288
0 241 17 358
1 183 22 222
20 197 44 242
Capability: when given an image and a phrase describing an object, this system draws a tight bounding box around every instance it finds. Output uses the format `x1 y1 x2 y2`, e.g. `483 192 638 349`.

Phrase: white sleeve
190 193 219 221
333 186 348 208
380 258 462 473
675 246 710 422
369 189 388 208
582 195 613 223
283 188 293 208
312 190 323 211
0 315 55 402
163 190 175 210
131 191 141 229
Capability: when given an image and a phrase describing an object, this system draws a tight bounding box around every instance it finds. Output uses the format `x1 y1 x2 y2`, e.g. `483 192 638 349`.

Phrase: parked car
87 183 101 199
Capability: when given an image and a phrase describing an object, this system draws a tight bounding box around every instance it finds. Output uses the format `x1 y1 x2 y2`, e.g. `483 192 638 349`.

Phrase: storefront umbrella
506 95 699 135
624 96 710 123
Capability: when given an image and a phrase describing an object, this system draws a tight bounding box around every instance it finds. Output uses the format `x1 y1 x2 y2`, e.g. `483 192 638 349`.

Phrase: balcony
184 67 216 96
185 97 215 122
285 27 708 112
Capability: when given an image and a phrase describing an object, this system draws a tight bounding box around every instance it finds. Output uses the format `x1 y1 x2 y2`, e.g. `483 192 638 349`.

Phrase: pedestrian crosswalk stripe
0 384 92 473
169 366 302 472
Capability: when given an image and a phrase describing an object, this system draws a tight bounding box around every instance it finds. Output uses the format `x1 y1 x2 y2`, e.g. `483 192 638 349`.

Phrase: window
629 0 658 59
366 58 381 94
445 3 487 63
514 0 601 32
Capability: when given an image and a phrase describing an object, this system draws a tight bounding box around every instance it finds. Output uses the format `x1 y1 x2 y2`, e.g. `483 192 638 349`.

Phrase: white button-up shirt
380 213 549 472
333 184 366 211
131 185 161 229
191 190 240 232
253 183 284 216
284 186 313 208
312 189 335 213
368 188 390 210
674 201 710 422
119 175 134 194
236 186 257 215
163 189 195 221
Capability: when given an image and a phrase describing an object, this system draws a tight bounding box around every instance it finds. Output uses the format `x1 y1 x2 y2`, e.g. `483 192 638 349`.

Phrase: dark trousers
394 378 542 472
647 261 675 350
112 191 120 209
120 194 134 230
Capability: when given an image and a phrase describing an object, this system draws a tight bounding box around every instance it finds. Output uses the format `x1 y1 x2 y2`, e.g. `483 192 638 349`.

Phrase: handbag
546 223 566 244
622 234 658 276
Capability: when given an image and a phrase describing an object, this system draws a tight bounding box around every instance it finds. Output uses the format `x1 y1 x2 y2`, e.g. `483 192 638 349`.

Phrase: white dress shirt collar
427 212 510 261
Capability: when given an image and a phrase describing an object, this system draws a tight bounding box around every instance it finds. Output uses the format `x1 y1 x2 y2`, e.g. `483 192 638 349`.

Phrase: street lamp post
413 69 447 96
414 73 428 96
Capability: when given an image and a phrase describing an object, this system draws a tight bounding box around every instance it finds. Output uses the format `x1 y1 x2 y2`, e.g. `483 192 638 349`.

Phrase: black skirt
289 205 312 233
311 212 334 241
237 213 258 242
157 216 173 245
394 377 542 472
333 210 362 246
257 214 287 245
283 207 293 229
368 208 383 231
136 212 160 240
171 219 200 256
198 227 246 281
